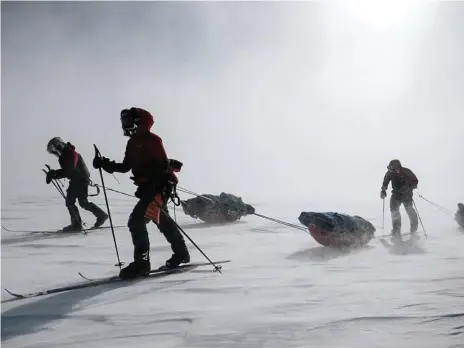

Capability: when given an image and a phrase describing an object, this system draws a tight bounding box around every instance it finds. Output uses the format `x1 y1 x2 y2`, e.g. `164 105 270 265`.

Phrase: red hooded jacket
112 108 177 186
55 143 91 183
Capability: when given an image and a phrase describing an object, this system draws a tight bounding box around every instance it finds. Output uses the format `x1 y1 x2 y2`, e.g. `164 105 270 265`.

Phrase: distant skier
380 159 419 240
92 107 190 279
46 137 108 232
455 203 464 229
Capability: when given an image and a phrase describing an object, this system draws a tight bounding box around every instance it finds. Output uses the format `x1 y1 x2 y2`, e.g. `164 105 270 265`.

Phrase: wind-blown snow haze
2 2 464 348
3 1 462 205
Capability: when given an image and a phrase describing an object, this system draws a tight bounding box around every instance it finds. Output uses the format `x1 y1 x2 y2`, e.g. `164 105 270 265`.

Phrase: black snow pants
128 184 189 262
66 180 107 226
390 192 418 235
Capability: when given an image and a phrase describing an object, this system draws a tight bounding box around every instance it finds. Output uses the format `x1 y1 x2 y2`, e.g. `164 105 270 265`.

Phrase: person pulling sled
380 159 419 241
46 137 108 232
455 203 464 229
93 107 190 279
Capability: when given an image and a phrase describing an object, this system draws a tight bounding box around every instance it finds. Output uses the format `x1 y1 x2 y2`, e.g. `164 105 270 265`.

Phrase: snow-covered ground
2 193 463 348
3 1 464 347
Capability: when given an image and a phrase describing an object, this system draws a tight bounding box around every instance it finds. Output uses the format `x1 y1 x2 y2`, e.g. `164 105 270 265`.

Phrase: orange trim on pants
144 193 163 224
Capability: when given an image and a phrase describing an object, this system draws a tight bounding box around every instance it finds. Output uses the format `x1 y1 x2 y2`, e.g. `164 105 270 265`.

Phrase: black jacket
54 143 91 183
381 167 418 194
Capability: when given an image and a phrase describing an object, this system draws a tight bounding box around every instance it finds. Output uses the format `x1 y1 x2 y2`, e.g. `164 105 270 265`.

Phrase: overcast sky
2 1 463 211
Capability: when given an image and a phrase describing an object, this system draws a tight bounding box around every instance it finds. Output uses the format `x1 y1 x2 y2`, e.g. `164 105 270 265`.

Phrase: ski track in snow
2 196 464 348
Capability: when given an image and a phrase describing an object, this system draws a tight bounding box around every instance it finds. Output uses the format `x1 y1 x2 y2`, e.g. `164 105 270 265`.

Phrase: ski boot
119 251 151 280
164 251 191 269
409 231 420 242
390 230 402 244
94 212 109 229
408 224 419 241
60 224 83 233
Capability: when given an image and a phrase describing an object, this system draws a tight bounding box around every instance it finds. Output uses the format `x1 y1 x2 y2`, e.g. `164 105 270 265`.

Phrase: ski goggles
120 110 136 127
387 166 400 173
47 143 61 157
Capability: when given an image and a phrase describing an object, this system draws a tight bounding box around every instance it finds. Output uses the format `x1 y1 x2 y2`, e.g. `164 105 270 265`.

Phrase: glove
380 190 387 199
169 172 178 185
46 170 56 184
168 159 183 172
93 155 104 169
93 156 115 173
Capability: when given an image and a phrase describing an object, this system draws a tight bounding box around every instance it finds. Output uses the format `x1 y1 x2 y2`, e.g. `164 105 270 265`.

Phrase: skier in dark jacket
380 159 419 239
92 107 190 280
46 137 108 232
456 203 464 229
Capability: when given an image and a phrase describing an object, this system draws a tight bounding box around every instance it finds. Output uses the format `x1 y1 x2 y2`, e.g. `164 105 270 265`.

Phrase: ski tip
4 288 24 298
153 260 231 272
77 272 91 281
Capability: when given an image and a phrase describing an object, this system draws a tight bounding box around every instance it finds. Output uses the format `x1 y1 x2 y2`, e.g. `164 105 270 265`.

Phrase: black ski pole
93 144 124 269
382 198 385 230
43 169 65 198
54 179 66 199
44 167 66 198
413 199 428 239
153 199 222 273
45 164 65 188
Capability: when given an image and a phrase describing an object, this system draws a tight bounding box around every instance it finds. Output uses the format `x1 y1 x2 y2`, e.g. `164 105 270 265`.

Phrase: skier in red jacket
46 137 108 232
93 107 190 279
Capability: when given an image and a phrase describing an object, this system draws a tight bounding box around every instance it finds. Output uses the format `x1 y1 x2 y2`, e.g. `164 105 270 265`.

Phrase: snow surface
2 193 464 348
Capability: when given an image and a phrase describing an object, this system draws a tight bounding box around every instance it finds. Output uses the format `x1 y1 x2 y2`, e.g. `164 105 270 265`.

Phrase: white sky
2 1 463 211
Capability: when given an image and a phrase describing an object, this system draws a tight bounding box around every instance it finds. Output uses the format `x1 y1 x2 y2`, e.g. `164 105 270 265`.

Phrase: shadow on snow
1 271 197 342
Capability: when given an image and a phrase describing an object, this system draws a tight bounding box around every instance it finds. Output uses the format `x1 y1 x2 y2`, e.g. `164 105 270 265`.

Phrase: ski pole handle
94 144 102 158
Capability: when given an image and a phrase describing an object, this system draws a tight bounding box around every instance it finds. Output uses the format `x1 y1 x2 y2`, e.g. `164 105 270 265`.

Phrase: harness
165 180 181 207
88 181 101 197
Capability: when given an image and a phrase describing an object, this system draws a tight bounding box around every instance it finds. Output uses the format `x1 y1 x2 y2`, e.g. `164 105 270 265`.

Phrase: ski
78 260 230 281
379 238 393 249
4 260 230 300
1 225 126 235
379 236 420 250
